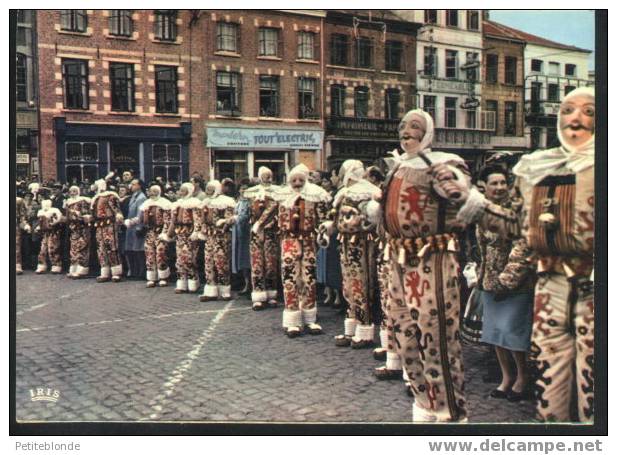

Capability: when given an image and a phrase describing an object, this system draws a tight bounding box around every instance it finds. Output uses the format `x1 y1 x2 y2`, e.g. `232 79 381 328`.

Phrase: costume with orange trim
244 166 281 310
161 182 202 294
274 164 332 338
64 186 92 278
367 109 470 422
91 178 124 282
198 180 236 302
457 87 595 422
35 199 65 275
320 159 381 349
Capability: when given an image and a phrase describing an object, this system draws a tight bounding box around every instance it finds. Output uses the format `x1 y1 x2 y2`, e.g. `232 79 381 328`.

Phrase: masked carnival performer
199 180 236 302
134 184 172 288
160 182 202 294
35 199 65 274
16 194 31 275
275 164 332 338
455 87 595 422
320 160 381 349
367 109 471 422
244 166 281 310
91 177 124 282
64 186 92 278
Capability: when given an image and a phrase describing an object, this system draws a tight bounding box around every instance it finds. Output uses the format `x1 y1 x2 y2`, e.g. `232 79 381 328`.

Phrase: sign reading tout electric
207 127 323 150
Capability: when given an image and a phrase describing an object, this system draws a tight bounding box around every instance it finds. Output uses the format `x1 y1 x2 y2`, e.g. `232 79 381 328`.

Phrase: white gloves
158 232 171 242
189 231 200 242
251 221 261 235
83 214 93 224
115 213 124 224
463 262 478 288
216 219 227 228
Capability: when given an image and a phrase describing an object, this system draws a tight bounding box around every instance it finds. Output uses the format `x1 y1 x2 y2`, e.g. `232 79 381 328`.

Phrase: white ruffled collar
333 180 381 208
274 182 332 208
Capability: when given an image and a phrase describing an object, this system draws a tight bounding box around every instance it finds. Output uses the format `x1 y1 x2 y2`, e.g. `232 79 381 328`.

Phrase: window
259 75 279 117
110 63 135 112
216 72 241 116
445 97 457 128
549 62 560 76
258 28 279 57
62 59 89 110
16 129 30 150
486 54 498 83
564 85 576 96
354 86 369 118
356 37 373 68
445 50 458 79
154 10 177 41
298 77 318 119
17 10 31 23
109 10 133 37
446 10 458 27
330 34 348 66
16 53 27 102
65 142 99 184
385 89 400 120
465 52 479 81
152 143 182 182
330 84 346 117
465 109 477 129
423 46 438 77
547 128 559 148
155 66 178 113
530 127 542 149
60 10 87 33
425 10 437 24
504 102 517 136
467 10 479 30
548 83 560 102
16 27 27 46
298 31 315 60
565 64 577 77
505 56 517 85
423 95 436 121
216 22 239 52
484 100 498 131
531 59 543 73
385 40 403 71
530 82 542 112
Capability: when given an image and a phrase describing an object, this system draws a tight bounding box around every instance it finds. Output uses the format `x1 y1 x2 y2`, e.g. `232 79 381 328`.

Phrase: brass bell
292 213 300 221
538 212 559 230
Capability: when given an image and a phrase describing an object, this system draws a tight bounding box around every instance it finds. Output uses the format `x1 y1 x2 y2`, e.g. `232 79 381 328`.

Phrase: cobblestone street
15 273 536 424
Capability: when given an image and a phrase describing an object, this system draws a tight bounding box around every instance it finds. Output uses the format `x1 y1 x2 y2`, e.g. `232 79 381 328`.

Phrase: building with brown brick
16 10 39 179
482 19 527 153
37 10 206 183
323 10 421 169
202 10 326 182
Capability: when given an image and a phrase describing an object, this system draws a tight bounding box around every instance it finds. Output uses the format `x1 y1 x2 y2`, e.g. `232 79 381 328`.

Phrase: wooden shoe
285 327 302 338
334 335 352 347
374 367 403 381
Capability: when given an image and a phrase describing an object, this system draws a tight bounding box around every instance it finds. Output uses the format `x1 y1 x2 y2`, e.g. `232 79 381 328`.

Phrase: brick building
16 10 39 179
202 10 326 182
37 10 206 183
323 10 421 169
482 19 527 153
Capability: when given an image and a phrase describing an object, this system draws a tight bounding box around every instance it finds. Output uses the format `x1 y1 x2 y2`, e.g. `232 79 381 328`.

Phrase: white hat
180 182 195 197
288 163 309 180
341 159 365 186
206 179 222 197
258 166 272 180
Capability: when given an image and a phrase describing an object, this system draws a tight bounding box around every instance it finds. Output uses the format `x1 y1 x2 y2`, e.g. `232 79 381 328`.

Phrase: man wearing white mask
64 186 92 278
91 177 124 282
198 180 236 302
455 87 595 422
320 159 381 349
161 182 202 294
367 109 471 422
244 166 281 310
35 199 65 274
275 164 332 338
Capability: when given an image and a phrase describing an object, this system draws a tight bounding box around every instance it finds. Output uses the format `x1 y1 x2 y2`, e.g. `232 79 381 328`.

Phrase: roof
483 20 592 53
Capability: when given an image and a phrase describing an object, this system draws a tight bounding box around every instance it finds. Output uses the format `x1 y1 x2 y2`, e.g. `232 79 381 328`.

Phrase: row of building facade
15 10 593 182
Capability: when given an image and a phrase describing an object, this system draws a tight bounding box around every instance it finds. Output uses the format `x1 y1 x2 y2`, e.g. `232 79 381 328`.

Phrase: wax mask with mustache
399 114 427 155
559 94 595 149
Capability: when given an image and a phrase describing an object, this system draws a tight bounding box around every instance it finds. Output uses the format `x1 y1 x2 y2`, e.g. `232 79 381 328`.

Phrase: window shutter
60 10 69 30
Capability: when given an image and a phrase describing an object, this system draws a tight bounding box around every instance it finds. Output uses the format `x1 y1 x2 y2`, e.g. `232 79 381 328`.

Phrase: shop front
53 118 192 184
206 125 324 184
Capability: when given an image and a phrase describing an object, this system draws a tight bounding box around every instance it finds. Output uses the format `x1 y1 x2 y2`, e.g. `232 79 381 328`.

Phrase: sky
489 10 596 68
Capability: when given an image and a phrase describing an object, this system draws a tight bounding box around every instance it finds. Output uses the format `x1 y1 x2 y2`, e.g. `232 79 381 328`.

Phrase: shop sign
16 153 30 164
207 127 323 150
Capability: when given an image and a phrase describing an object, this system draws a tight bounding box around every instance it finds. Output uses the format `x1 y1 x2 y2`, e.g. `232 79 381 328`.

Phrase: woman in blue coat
232 178 252 295
124 179 147 279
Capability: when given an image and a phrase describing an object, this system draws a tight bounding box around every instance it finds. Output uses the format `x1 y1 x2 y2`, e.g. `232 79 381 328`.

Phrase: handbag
460 287 484 344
